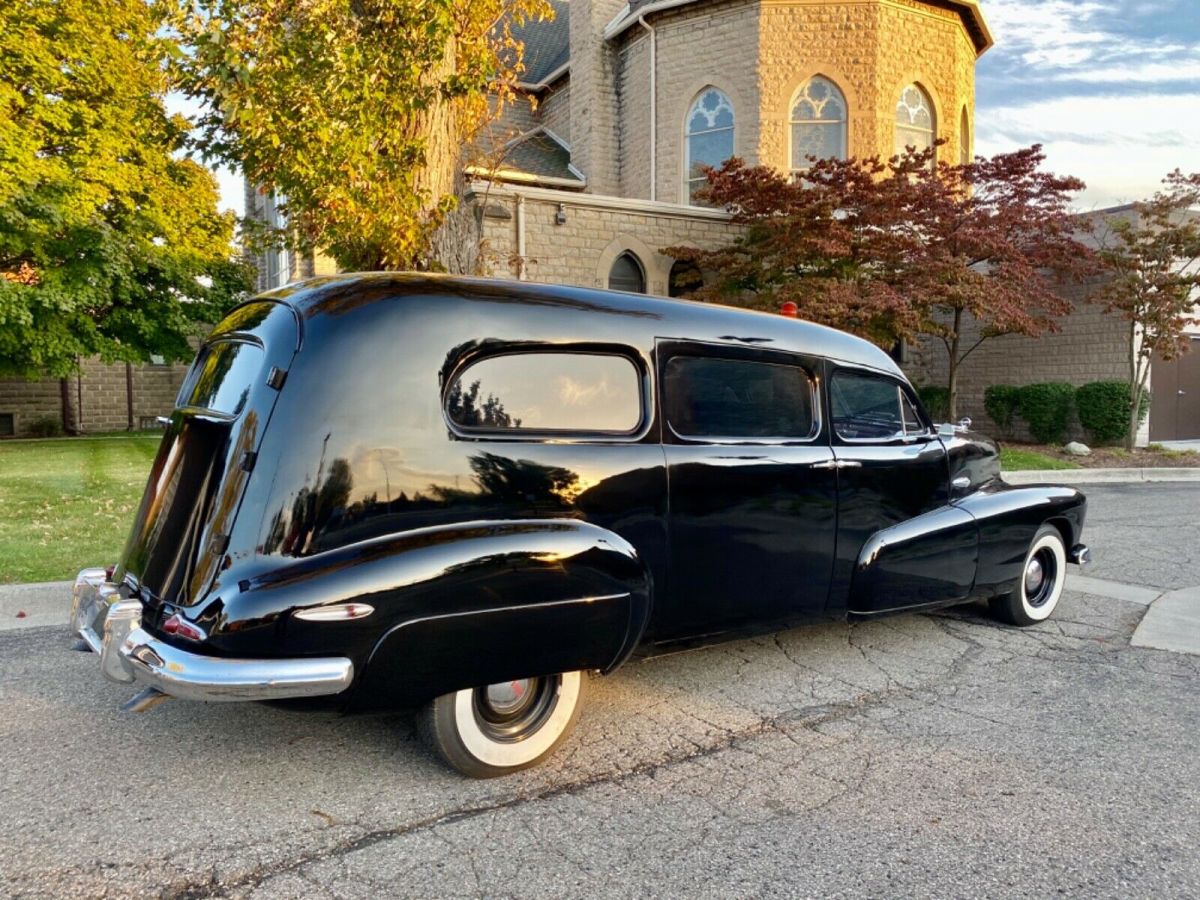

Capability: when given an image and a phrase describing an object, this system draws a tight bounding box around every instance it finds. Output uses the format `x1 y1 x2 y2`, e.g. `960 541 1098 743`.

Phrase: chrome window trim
442 346 653 444
829 365 935 445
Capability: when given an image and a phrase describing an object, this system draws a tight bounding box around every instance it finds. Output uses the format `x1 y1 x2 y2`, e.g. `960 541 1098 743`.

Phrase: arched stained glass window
685 88 735 205
790 76 848 175
960 107 971 166
895 83 936 159
608 252 646 293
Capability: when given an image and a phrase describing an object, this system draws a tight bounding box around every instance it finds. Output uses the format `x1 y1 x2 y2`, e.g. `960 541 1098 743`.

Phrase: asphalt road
1 483 1198 899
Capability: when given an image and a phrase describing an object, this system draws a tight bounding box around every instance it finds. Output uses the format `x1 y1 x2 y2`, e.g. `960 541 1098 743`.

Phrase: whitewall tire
989 524 1067 626
419 672 587 778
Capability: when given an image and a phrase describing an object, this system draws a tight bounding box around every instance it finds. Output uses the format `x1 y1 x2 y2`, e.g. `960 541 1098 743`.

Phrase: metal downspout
637 15 657 202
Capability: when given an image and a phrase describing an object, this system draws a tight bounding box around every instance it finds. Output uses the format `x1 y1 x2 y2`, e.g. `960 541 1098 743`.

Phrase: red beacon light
779 301 799 318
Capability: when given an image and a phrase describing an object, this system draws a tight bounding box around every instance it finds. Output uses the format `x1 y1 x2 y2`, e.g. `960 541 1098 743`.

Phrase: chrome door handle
812 460 862 470
952 475 971 489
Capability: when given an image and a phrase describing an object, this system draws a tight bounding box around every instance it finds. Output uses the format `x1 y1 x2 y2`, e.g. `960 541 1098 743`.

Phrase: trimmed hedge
1076 380 1149 445
1016 382 1075 444
917 385 950 421
983 384 1022 438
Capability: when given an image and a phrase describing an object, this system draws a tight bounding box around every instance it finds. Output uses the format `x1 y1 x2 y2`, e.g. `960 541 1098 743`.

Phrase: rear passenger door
653 341 838 642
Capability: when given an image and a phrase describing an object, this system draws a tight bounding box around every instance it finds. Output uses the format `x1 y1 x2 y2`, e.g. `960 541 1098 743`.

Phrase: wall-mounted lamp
555 203 568 226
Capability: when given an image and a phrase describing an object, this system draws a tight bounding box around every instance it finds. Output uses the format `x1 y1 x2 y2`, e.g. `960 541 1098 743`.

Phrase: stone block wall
538 82 571 144
569 0 626 194
0 359 191 437
645 0 762 205
474 187 740 294
0 378 61 436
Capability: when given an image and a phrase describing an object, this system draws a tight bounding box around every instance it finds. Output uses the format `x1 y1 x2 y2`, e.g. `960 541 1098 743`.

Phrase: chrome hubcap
1024 557 1045 595
473 676 558 743
484 679 533 715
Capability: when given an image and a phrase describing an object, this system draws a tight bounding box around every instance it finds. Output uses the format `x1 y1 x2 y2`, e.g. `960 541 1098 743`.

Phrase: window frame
789 75 849 177
894 82 937 162
608 251 647 294
658 341 824 446
684 87 736 206
827 364 933 446
442 344 652 443
174 336 265 421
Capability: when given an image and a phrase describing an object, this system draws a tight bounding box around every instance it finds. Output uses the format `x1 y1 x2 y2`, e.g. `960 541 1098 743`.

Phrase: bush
1076 380 1149 445
28 416 63 438
983 385 1022 438
1017 382 1075 444
917 385 950 421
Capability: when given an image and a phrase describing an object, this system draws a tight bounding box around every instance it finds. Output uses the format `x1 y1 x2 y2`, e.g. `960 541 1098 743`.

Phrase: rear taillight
162 613 207 643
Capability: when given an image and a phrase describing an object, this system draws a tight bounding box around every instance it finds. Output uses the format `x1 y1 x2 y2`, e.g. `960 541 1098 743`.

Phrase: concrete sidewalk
0 580 70 631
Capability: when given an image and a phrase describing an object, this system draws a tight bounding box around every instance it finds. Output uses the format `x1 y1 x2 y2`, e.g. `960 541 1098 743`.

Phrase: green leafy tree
172 0 550 272
0 0 252 378
1094 171 1200 450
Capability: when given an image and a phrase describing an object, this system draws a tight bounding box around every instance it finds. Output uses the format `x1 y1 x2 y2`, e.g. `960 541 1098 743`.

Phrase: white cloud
977 92 1200 208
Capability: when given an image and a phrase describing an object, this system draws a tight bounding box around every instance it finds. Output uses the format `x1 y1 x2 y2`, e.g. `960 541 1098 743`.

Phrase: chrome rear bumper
70 569 354 703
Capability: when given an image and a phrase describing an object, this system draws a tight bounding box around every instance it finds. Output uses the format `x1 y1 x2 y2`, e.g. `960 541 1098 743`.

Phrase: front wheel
419 672 587 778
989 524 1068 626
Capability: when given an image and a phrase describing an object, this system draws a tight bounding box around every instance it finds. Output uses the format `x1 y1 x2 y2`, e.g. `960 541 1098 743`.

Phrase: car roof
259 272 904 379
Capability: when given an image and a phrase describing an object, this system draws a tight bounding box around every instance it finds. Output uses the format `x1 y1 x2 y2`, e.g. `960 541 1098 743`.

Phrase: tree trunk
946 308 963 421
1125 322 1139 452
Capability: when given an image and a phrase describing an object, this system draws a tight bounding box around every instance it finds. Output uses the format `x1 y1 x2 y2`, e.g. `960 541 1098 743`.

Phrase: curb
0 581 71 632
1003 467 1200 485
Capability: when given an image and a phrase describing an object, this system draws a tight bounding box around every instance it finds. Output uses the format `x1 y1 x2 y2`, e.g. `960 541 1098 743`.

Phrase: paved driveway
1 484 1197 898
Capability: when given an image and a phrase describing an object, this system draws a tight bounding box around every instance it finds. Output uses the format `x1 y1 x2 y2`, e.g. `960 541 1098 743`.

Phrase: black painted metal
111 273 1088 708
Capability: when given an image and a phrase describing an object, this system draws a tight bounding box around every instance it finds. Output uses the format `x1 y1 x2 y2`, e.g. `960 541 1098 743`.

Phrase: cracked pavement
1 484 1198 898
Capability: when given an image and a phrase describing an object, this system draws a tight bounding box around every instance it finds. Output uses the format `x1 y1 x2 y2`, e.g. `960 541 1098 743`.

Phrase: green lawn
0 435 161 584
1000 446 1081 471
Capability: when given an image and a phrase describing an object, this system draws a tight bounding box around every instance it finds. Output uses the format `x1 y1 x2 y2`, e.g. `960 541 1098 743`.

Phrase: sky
975 0 1200 209
192 0 1200 218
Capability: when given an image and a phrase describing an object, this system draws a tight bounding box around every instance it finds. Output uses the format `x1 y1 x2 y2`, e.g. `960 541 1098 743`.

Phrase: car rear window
446 352 642 434
177 340 264 417
664 356 817 439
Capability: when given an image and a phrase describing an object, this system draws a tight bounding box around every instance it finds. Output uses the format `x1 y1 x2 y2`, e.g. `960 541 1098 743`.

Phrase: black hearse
71 274 1088 777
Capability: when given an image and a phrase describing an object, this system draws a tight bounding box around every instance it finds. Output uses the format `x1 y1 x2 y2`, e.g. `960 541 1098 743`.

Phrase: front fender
954 481 1087 598
192 519 652 708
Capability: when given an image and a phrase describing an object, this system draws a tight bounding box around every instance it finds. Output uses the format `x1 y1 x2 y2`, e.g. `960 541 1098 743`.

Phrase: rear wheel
419 672 587 778
989 524 1067 626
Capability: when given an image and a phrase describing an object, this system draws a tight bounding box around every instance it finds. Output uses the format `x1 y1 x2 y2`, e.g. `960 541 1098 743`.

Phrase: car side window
446 352 642 434
664 355 817 439
831 371 924 441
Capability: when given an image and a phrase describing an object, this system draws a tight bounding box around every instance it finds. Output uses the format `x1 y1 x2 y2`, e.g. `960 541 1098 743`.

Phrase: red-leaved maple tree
1093 170 1200 449
668 144 1092 419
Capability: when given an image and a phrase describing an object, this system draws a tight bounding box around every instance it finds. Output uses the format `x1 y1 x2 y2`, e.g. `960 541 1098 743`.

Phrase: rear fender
199 519 651 708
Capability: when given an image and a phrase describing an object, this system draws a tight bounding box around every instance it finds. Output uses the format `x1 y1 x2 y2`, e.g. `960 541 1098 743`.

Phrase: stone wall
569 0 626 195
538 82 571 144
473 185 740 294
0 359 191 437
643 0 763 205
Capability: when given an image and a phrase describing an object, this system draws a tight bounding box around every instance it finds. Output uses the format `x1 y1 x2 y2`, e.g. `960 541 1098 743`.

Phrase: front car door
826 365 977 614
652 341 838 643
